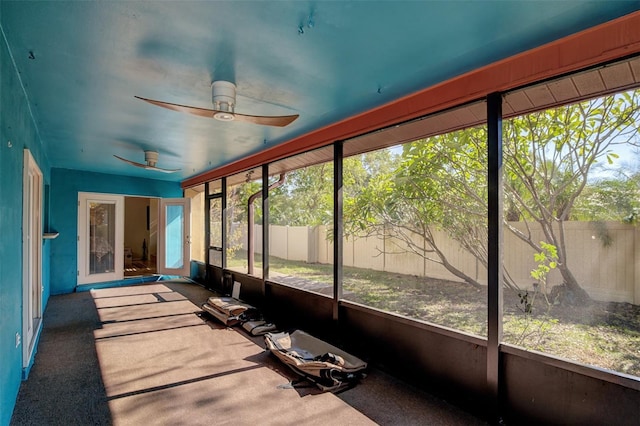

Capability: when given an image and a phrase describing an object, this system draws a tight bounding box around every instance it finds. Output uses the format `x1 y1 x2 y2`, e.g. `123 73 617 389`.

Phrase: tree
572 171 640 223
225 178 262 261
269 162 333 226
345 89 640 301
344 128 503 290
267 150 396 227
503 90 640 302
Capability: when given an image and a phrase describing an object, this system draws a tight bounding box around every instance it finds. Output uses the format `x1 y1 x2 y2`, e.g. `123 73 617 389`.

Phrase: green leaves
530 241 558 282
264 89 640 297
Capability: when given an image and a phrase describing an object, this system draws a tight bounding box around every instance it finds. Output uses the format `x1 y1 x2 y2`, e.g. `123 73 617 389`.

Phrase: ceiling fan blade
136 95 298 127
231 111 299 127
114 155 180 173
114 155 147 169
135 96 215 119
144 165 181 174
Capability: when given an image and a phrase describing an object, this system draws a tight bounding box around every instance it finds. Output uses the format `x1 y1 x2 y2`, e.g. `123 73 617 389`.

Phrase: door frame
77 192 124 284
77 193 191 285
22 149 43 368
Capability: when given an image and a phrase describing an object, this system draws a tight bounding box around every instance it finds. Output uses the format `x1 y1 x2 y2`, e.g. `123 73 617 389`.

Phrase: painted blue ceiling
1 1 638 182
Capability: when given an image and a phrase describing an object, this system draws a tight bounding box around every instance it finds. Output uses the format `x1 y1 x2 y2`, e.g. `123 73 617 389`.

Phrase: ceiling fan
114 150 180 174
135 81 299 127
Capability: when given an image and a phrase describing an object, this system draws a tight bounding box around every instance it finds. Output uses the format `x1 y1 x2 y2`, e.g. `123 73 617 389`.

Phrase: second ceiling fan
136 81 299 127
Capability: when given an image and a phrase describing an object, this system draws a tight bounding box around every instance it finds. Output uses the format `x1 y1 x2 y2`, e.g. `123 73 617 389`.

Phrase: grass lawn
267 256 640 377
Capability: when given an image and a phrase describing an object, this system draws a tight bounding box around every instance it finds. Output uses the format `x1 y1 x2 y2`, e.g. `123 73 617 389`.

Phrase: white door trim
22 149 43 368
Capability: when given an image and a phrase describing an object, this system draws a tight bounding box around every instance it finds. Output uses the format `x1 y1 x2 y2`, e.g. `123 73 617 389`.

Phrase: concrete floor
11 279 487 425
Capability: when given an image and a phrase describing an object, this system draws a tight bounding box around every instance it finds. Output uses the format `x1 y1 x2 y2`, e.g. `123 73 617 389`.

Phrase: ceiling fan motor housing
211 81 236 118
144 150 159 167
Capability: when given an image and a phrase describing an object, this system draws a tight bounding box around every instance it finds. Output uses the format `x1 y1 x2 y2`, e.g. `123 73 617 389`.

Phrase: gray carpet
11 280 486 425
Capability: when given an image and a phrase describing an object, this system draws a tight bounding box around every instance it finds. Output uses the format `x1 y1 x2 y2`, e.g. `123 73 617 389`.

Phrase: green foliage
624 208 639 225
503 91 640 225
529 241 558 308
573 172 640 223
530 241 558 282
269 162 334 226
227 178 262 224
262 89 640 296
343 126 494 288
501 91 640 299
340 87 640 291
225 177 263 263
264 149 399 228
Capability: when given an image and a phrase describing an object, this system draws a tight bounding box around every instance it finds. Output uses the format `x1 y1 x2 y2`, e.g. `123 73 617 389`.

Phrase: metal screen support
487 92 504 419
221 177 227 270
204 182 210 284
262 163 269 295
333 141 344 321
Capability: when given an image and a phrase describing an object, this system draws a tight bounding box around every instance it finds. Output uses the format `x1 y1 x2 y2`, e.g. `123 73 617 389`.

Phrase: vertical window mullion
333 141 344 321
204 182 210 284
262 163 269 294
221 177 227 270
487 92 504 418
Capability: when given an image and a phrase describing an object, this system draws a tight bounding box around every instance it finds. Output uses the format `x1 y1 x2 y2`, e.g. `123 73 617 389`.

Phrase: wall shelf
43 232 59 239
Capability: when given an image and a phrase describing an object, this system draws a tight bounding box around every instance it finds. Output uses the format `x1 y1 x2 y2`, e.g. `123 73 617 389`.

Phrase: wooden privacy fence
250 222 640 304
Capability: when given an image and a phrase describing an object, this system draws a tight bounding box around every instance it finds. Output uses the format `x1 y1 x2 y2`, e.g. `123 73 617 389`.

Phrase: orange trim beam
182 11 640 189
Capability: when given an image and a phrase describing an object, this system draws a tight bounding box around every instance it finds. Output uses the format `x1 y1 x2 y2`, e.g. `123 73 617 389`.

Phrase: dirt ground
268 256 640 377
341 271 640 377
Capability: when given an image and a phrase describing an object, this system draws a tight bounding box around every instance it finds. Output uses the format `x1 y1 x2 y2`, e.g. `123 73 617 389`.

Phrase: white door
22 149 43 367
78 193 124 284
158 198 191 276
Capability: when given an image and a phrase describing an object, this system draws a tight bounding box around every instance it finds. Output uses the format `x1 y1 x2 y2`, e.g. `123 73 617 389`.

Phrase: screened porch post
221 177 227 270
262 163 269 295
333 141 344 321
487 91 504 416
204 182 210 284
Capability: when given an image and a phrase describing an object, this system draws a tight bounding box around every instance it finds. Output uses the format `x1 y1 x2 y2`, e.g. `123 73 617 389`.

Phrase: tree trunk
555 219 592 304
440 256 483 290
557 262 592 304
422 238 484 290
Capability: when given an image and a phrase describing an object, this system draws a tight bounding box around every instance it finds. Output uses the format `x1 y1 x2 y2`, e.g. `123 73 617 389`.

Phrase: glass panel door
78 193 124 284
158 198 191 276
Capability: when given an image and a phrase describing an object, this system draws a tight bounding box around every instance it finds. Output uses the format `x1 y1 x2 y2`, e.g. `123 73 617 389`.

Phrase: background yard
264 256 640 377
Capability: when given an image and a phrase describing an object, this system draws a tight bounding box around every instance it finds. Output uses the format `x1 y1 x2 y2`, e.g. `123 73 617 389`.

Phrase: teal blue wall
0 25 51 426
1 21 180 422
49 168 182 295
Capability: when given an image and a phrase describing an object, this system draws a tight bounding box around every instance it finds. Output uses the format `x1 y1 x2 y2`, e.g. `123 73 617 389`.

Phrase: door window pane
89 202 116 274
165 204 184 269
